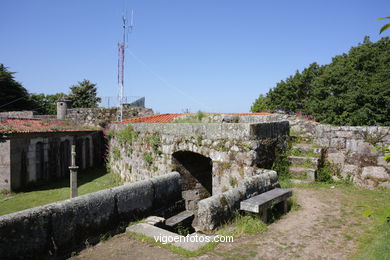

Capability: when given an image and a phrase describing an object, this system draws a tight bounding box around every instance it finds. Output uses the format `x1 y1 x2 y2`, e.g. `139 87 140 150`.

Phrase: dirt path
205 188 356 259
73 188 357 260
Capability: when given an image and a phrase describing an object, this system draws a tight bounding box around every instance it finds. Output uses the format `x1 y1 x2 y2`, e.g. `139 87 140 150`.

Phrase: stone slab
144 216 165 226
165 211 194 227
240 188 292 213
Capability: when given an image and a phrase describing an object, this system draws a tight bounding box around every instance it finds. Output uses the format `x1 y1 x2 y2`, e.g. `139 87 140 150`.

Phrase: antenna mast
117 9 134 121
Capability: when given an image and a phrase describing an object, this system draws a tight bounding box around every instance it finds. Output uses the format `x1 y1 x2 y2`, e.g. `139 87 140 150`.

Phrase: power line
128 50 213 112
0 96 26 109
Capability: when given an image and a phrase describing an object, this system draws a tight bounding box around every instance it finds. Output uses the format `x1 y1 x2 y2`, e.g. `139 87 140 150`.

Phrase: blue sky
1 0 389 113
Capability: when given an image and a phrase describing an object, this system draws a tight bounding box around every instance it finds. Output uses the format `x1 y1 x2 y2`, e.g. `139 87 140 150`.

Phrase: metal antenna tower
117 9 134 121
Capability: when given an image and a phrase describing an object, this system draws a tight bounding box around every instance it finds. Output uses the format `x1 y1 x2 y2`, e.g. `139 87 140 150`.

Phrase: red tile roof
122 113 188 123
223 112 272 116
120 112 272 123
0 119 97 134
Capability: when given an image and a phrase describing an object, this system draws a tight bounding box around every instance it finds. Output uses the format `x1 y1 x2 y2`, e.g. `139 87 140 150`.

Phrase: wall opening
172 151 212 212
35 142 45 181
60 140 70 176
85 138 90 168
76 139 83 169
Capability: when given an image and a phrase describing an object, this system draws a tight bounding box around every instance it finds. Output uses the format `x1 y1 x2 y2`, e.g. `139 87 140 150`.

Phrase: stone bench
240 188 292 222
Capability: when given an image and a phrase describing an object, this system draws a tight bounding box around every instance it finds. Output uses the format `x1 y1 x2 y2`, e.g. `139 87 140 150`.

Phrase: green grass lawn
0 167 121 216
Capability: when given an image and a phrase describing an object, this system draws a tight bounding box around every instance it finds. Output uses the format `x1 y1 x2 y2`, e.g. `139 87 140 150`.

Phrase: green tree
251 94 271 112
251 62 324 113
0 64 34 112
252 37 390 126
30 93 66 115
68 80 101 108
305 37 390 126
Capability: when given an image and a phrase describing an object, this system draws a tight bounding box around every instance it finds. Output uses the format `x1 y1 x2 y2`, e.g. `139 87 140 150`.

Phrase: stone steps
288 156 319 167
288 141 324 182
291 144 322 155
288 166 316 180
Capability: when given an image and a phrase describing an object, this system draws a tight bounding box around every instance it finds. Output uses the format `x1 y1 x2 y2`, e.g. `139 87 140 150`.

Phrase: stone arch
172 151 213 212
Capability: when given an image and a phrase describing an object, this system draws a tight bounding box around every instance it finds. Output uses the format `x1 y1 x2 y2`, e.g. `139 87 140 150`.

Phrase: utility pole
69 145 79 198
117 9 134 121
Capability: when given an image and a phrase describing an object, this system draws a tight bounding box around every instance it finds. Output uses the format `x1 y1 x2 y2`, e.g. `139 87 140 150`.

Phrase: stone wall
237 113 390 188
107 122 289 195
312 125 390 188
0 111 35 119
65 107 153 126
195 170 278 232
0 172 181 260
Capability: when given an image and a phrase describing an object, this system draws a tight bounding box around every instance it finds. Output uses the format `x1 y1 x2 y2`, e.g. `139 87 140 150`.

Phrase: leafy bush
116 125 138 145
316 162 338 183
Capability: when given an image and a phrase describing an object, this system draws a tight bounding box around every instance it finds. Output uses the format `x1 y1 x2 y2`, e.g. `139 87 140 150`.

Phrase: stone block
341 164 359 178
346 139 374 154
345 153 377 167
144 216 165 226
315 138 330 147
378 181 390 189
329 138 346 149
361 166 389 181
334 131 354 138
0 204 52 259
50 188 116 250
209 150 229 162
240 188 292 213
114 179 154 217
150 172 181 208
327 152 345 166
195 172 277 232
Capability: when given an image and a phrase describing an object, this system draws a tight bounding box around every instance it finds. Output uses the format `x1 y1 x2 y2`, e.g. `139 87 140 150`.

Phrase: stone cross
69 144 79 198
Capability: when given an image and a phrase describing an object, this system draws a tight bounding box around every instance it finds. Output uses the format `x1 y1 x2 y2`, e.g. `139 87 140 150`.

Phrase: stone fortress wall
236 113 390 188
107 121 289 195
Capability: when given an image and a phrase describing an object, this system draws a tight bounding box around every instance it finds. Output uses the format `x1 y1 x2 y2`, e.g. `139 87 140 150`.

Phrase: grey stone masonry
108 122 289 195
0 172 181 259
194 170 278 232
235 113 389 189
65 106 153 126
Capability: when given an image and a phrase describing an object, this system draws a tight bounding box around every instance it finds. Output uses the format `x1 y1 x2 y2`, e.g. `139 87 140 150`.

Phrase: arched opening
172 151 212 212
85 138 90 168
76 138 83 169
60 140 70 176
35 142 45 181
20 150 27 187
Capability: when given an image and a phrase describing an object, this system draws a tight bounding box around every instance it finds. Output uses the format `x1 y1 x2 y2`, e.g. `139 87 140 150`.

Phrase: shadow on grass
21 167 108 193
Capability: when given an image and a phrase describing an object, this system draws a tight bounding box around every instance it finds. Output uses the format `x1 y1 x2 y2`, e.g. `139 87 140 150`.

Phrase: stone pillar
69 145 79 198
